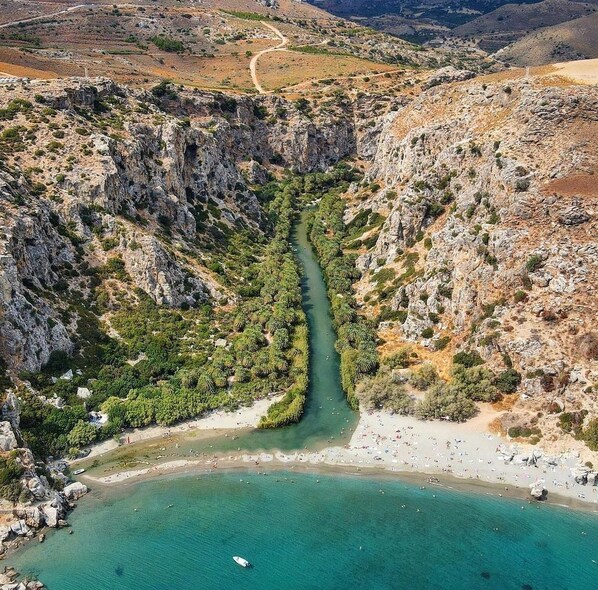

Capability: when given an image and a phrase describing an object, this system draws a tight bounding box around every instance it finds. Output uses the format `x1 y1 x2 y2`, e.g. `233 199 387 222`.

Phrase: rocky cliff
0 78 362 375
346 70 597 458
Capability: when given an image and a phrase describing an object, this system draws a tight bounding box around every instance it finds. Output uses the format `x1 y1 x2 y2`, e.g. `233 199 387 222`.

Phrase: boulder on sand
530 479 548 500
41 506 59 529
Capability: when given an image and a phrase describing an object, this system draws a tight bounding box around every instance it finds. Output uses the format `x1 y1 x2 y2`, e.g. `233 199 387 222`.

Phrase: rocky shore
0 480 88 556
0 567 44 590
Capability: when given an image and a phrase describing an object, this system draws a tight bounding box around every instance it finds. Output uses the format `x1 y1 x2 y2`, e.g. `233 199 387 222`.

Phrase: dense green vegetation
584 419 598 451
220 10 274 21
254 177 308 428
19 174 312 457
0 453 25 502
307 168 379 409
150 36 185 53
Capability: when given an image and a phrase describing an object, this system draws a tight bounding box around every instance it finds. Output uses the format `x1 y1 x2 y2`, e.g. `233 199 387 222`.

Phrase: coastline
75 395 283 461
78 406 598 511
81 452 598 514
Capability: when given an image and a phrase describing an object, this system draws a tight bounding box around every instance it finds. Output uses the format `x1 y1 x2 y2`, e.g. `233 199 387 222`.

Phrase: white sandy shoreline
79 403 598 508
78 395 282 460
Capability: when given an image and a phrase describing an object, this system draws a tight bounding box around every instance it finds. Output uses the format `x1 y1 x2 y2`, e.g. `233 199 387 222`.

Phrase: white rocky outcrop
63 482 88 501
0 422 17 452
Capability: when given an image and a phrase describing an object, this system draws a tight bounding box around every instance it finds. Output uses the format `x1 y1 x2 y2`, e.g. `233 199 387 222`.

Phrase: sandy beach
79 395 283 460
81 404 598 509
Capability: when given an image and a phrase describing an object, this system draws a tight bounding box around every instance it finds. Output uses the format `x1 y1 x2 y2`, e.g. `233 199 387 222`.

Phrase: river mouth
78 210 358 479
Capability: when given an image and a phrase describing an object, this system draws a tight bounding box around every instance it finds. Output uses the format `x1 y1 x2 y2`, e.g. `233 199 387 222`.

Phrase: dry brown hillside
452 0 598 53
496 11 598 65
0 0 483 92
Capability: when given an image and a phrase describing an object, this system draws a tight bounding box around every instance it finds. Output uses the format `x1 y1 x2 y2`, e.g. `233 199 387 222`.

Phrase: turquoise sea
11 213 598 589
11 471 598 590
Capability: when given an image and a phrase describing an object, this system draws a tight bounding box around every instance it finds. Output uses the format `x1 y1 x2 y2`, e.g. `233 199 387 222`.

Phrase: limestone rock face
0 422 17 452
63 482 88 501
0 79 368 373
120 235 221 307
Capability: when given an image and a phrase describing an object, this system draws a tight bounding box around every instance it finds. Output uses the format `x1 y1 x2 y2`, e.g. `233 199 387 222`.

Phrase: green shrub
0 455 24 502
558 410 588 436
494 369 521 393
508 426 541 439
151 36 185 53
513 290 527 303
434 336 451 351
584 419 598 451
415 383 477 422
451 365 500 402
453 350 484 368
356 371 414 414
383 346 414 369
410 364 439 390
67 420 98 448
526 255 543 273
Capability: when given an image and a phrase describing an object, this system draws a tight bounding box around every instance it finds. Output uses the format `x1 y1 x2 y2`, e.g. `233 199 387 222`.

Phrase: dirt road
249 22 288 94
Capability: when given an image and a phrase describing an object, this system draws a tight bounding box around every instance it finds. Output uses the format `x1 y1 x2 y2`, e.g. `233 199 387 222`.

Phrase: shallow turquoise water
12 472 598 589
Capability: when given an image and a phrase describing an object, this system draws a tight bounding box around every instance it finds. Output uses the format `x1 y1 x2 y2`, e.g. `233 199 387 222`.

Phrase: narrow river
78 210 357 477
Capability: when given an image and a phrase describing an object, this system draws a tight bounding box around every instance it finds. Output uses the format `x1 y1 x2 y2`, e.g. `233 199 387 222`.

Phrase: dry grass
492 394 519 412
543 173 598 197
258 50 394 92
488 417 507 436
0 57 59 78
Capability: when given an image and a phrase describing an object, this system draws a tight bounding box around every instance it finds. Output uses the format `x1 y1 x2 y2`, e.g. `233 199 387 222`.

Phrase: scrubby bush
494 369 521 393
451 365 500 402
453 350 484 368
525 255 543 273
356 371 415 415
67 420 98 448
409 364 439 390
151 36 185 52
584 419 598 451
0 454 24 502
558 410 588 436
415 383 477 422
508 426 541 439
383 346 415 369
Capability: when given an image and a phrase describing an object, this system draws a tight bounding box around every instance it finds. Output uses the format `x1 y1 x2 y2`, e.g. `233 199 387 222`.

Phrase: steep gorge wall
349 76 597 438
0 79 363 374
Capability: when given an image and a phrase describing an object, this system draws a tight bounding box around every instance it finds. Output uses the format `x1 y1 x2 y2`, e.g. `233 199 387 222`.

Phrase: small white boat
233 556 251 568
72 469 86 475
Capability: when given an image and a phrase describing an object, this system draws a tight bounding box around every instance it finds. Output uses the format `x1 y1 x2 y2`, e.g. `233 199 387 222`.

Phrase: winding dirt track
249 22 288 94
0 3 93 29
